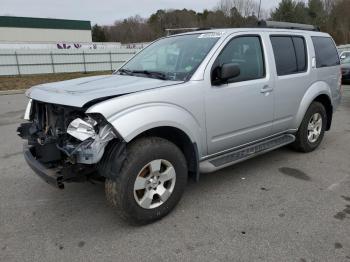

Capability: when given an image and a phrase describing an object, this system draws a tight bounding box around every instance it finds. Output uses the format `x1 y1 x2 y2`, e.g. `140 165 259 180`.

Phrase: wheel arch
313 94 333 130
133 126 200 181
294 82 333 131
98 126 201 182
90 102 205 181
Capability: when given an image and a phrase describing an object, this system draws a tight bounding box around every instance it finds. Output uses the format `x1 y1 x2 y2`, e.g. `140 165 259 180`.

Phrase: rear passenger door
269 34 312 133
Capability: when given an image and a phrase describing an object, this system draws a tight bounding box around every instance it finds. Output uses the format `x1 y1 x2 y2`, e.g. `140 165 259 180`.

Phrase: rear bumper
23 144 64 189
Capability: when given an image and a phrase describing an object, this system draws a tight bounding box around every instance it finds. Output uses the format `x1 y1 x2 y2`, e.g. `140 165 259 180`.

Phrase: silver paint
26 28 342 170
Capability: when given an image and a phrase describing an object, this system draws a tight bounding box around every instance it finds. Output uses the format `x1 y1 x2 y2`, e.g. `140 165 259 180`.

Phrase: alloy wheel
133 159 176 209
307 113 323 143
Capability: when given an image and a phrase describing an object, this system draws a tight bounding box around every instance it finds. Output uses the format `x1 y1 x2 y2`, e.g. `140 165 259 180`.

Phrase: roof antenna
258 0 262 20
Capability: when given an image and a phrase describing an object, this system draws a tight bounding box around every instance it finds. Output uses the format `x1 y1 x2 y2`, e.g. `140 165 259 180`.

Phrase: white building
0 16 92 43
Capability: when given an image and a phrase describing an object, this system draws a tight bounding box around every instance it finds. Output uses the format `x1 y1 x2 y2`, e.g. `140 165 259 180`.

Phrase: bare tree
241 0 259 17
323 0 335 14
216 0 260 17
215 0 234 16
100 0 349 45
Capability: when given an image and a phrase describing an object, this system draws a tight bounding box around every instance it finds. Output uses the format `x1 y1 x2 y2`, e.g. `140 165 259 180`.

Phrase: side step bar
200 134 295 173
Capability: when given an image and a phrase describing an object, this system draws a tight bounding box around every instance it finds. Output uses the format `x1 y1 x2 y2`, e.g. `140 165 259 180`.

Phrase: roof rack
257 20 320 31
165 27 212 36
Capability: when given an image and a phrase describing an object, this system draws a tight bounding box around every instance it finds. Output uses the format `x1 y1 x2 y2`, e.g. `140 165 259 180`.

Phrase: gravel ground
0 87 349 262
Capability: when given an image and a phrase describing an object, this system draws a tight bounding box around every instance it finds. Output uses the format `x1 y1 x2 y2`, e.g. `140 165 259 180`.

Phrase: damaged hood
26 74 183 108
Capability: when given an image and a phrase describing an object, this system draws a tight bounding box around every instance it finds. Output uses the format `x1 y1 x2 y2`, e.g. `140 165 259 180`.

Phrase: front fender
87 102 204 155
293 81 332 129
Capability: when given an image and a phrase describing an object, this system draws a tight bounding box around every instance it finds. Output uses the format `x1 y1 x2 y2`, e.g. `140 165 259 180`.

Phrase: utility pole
258 0 262 20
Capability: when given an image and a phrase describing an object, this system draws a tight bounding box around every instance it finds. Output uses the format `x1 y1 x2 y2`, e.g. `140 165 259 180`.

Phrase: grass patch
0 71 112 91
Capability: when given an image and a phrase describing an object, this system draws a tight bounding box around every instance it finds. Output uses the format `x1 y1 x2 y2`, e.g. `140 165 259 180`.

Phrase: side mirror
220 63 240 81
340 55 346 60
213 63 240 85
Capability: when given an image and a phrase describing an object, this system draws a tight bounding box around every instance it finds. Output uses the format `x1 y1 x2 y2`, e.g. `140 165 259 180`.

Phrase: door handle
260 85 274 94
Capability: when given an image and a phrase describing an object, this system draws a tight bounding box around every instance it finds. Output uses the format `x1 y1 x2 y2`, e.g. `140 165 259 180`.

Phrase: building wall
0 27 92 42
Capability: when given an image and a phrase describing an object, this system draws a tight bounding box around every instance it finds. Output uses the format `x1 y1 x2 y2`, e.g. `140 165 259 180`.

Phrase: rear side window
270 36 307 76
292 37 307 72
312 36 340 68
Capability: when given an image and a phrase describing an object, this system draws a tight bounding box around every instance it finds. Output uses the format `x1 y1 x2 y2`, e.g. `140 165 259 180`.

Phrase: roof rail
165 27 213 36
257 20 320 31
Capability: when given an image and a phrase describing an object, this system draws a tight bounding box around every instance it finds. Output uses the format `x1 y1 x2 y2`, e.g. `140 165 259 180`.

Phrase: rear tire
291 102 327 153
105 137 187 224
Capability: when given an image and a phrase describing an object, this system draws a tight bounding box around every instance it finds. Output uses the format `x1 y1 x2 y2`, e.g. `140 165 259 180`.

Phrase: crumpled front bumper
23 144 64 189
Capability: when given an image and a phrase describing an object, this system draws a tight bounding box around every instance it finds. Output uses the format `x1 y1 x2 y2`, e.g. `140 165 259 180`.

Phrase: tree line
92 0 350 45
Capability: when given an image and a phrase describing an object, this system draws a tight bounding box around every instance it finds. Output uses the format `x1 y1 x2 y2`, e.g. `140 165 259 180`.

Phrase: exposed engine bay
17 99 118 180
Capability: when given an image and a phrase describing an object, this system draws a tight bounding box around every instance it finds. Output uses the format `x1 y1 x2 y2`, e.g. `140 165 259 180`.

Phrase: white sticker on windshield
198 32 225 39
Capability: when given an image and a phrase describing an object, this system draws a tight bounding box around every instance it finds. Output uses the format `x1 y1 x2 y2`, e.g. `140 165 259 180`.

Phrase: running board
200 134 295 173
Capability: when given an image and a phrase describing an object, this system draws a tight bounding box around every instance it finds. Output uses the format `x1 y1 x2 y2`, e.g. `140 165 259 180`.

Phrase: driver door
205 34 275 155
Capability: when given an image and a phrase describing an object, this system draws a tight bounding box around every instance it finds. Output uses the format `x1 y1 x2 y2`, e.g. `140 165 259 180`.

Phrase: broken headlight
67 117 97 141
24 99 33 120
65 114 117 164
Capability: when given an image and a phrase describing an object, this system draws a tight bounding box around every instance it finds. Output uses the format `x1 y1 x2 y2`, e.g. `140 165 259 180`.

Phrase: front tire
105 137 188 224
291 102 327 153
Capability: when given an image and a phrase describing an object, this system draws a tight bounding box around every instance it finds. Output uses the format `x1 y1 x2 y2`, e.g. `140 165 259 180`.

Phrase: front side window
118 34 220 81
312 36 340 68
270 36 307 76
212 36 265 83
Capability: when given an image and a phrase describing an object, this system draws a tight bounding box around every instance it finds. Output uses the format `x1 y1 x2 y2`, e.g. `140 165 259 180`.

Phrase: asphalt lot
0 87 350 262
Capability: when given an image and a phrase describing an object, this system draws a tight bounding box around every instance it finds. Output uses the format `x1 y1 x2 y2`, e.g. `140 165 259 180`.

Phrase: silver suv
18 22 342 224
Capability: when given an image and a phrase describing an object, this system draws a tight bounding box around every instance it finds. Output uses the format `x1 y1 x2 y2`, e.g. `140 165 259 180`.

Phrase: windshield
341 56 350 64
117 33 221 81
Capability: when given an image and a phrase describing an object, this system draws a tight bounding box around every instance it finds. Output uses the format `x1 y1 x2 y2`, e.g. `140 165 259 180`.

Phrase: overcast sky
2 0 281 25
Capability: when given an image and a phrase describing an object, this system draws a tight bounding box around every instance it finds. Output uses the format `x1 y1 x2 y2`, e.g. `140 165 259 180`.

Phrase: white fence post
109 51 113 71
50 52 55 74
82 51 87 73
14 51 21 76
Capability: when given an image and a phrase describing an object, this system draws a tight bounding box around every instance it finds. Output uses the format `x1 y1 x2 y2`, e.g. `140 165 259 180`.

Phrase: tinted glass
270 36 297 75
312 36 340 68
292 37 307 72
214 36 265 82
120 34 220 81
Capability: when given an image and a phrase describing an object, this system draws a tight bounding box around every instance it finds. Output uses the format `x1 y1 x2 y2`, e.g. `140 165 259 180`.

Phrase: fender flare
293 81 332 129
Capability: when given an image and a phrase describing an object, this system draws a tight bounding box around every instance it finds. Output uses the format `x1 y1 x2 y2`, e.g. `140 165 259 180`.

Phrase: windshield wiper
118 69 169 80
131 70 169 80
118 68 134 76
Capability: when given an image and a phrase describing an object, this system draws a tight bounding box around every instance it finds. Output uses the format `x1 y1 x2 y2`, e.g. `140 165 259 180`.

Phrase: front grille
31 100 84 136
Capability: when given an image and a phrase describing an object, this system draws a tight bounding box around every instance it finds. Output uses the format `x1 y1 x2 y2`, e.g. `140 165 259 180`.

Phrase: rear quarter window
292 37 307 72
270 36 307 76
312 36 340 68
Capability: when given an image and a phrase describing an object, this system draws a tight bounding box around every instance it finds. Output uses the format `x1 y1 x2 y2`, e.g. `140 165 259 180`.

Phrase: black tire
105 137 188 224
291 102 327 153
